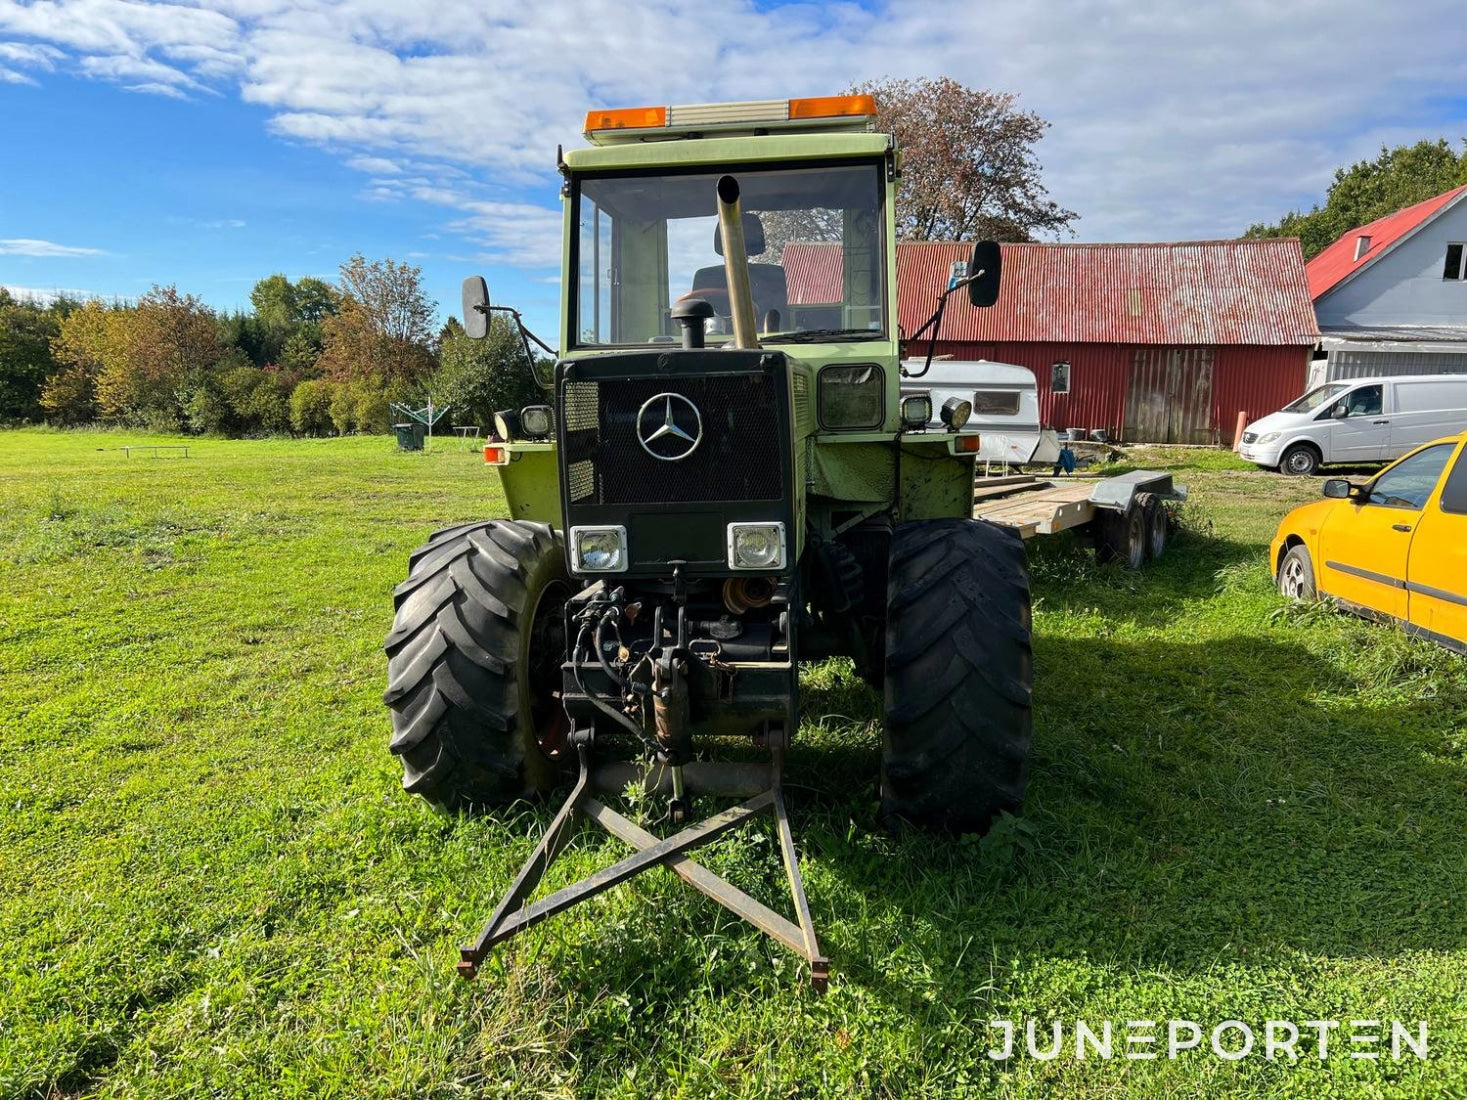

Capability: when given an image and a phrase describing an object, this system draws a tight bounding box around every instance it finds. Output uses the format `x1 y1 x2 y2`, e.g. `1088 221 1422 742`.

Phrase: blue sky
2 0 1466 343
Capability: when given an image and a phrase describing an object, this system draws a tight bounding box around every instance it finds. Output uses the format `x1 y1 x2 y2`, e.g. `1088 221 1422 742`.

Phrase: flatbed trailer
972 469 1186 568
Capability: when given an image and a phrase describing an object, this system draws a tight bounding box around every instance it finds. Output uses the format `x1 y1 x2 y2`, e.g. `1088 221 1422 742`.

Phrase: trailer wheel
882 518 1032 834
383 520 571 812
1140 493 1168 560
1095 504 1147 570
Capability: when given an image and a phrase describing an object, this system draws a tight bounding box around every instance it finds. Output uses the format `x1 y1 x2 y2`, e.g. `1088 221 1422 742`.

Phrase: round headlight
940 397 972 431
493 408 520 441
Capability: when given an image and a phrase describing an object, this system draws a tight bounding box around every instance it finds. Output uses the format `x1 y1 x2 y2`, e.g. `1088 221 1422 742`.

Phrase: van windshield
1283 383 1349 413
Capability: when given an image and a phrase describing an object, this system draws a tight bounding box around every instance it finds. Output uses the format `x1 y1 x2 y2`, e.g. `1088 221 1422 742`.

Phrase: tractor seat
686 263 789 324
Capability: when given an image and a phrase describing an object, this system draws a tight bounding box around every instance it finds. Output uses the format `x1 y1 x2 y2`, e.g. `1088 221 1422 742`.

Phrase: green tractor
384 95 1030 987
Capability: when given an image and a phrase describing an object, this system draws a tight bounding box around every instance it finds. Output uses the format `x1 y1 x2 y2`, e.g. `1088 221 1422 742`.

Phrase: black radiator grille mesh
563 374 783 505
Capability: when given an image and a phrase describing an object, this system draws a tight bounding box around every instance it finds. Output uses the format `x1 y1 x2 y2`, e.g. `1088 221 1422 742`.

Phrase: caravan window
973 390 1021 416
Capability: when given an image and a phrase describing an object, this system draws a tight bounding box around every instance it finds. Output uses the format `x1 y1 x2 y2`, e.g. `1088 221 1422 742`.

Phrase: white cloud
0 0 1464 259
0 238 107 257
346 154 402 175
2 284 107 303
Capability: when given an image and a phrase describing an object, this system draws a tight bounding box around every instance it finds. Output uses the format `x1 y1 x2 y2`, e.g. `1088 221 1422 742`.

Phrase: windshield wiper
760 328 885 344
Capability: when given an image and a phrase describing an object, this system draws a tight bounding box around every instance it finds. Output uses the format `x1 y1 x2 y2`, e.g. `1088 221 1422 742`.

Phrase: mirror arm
488 304 558 358
902 268 987 379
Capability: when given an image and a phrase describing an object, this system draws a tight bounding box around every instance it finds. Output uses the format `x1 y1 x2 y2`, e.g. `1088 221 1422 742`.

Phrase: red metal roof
1305 184 1467 300
781 242 844 305
892 240 1319 346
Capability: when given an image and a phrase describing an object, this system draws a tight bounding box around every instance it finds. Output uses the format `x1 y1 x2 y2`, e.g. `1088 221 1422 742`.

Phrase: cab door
1406 439 1467 649
1316 441 1457 620
1319 383 1390 463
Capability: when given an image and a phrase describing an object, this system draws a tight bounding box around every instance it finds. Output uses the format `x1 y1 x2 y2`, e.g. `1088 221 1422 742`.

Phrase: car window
1440 444 1467 515
1367 443 1455 509
1342 385 1383 417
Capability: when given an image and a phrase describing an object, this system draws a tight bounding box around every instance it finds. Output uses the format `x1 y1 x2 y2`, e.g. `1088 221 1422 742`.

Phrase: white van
1238 374 1467 475
901 359 1062 466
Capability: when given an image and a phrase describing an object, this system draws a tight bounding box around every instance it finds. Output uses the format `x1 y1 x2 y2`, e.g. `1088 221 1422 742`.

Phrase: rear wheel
1277 543 1316 600
1280 443 1320 477
1141 493 1168 560
882 518 1032 834
1095 503 1147 569
383 521 571 812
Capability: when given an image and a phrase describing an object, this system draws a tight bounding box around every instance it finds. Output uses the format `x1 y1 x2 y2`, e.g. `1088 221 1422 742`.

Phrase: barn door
1127 348 1214 443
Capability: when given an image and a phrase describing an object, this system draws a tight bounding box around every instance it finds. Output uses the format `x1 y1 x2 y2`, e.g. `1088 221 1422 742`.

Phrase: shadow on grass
797 631 1467 999
503 625 1466 1014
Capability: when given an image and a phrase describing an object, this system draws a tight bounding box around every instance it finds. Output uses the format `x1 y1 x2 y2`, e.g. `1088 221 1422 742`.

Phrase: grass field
2 429 1465 1099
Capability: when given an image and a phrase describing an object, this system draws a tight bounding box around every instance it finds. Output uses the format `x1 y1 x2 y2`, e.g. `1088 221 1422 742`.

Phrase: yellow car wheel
1277 544 1316 600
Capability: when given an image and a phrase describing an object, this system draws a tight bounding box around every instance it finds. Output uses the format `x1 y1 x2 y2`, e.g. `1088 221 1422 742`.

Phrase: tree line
0 254 540 435
1245 139 1467 259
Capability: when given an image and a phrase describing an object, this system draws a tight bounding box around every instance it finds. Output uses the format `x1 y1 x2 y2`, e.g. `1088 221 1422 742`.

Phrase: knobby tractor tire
882 518 1033 834
383 520 571 813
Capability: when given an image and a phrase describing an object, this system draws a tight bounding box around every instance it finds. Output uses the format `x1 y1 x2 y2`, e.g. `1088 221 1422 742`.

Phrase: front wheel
1280 444 1320 477
383 521 572 812
1277 543 1316 600
882 518 1032 834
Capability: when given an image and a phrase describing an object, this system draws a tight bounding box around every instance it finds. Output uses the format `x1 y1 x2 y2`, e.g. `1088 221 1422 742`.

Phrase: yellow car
1271 430 1467 653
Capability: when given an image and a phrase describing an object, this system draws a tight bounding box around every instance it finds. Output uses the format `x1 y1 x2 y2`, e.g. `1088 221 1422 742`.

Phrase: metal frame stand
457 745 829 990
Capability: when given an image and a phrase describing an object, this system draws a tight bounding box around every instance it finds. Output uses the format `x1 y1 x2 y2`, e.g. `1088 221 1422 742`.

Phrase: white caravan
1239 374 1467 475
902 359 1062 467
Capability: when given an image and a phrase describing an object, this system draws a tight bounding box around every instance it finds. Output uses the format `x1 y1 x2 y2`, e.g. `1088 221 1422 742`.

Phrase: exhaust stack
715 175 760 349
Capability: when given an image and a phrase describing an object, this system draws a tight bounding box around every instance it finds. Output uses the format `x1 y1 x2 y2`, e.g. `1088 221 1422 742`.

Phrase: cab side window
1328 384 1383 419
1367 443 1454 509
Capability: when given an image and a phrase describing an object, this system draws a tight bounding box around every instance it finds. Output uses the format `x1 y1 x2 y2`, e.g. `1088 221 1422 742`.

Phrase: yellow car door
1317 441 1458 620
1406 437 1467 650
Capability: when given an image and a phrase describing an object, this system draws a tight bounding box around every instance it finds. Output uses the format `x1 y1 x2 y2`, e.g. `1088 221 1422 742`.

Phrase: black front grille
563 374 783 505
1241 431 1258 444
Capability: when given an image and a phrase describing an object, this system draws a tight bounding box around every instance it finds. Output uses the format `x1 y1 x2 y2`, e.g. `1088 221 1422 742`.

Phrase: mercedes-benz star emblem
636 393 703 462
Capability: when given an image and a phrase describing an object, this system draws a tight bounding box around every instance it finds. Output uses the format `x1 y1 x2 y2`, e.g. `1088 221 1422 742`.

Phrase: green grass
2 431 1465 1098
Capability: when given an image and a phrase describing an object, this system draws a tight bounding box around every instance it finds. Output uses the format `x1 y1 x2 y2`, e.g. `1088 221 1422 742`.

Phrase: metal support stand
457 745 829 990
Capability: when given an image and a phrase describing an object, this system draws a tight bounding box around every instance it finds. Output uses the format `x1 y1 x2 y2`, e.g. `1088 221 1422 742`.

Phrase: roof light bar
583 95 877 144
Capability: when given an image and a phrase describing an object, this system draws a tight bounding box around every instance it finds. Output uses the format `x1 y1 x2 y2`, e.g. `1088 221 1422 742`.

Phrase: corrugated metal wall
1326 351 1467 380
925 341 1309 443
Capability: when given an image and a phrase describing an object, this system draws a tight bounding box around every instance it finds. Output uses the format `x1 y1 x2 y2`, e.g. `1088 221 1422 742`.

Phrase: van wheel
1280 444 1320 477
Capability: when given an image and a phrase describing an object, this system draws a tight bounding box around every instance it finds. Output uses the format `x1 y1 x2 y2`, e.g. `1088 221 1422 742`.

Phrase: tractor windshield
572 162 885 348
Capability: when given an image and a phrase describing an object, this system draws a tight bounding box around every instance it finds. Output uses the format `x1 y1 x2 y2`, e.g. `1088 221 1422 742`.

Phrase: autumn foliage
850 77 1077 242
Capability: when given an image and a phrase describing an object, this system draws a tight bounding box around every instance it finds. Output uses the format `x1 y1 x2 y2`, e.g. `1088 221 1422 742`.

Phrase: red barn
787 239 1320 444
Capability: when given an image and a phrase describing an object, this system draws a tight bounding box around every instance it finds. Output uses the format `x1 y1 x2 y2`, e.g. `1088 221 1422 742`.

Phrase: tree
1244 139 1467 259
290 378 337 435
430 316 540 429
319 254 436 385
848 77 1078 241
0 289 70 420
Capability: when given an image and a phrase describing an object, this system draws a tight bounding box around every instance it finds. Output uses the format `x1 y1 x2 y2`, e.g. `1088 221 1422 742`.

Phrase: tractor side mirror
462 276 491 339
966 241 1002 308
